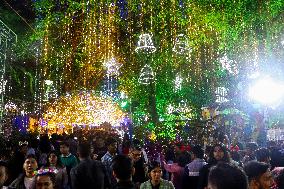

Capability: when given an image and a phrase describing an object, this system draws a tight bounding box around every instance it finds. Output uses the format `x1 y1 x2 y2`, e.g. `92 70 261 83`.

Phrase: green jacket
60 154 78 169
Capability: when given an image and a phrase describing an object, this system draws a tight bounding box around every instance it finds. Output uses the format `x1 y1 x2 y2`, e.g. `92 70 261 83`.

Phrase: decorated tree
1 0 282 143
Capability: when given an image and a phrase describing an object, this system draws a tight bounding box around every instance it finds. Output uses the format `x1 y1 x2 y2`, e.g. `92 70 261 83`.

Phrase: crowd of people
0 132 283 189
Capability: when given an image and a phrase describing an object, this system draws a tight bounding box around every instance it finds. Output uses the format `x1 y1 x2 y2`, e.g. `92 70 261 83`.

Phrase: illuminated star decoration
103 58 121 76
219 55 239 75
215 87 229 103
173 34 192 55
138 64 155 85
135 33 156 53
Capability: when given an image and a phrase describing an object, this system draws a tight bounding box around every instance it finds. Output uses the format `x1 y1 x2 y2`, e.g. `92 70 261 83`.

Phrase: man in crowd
10 154 38 189
101 138 118 185
243 142 258 164
112 155 135 189
207 162 248 189
35 172 56 189
182 145 207 189
244 161 274 189
129 144 147 188
255 148 271 164
0 161 9 189
59 141 78 188
71 142 110 189
8 141 29 182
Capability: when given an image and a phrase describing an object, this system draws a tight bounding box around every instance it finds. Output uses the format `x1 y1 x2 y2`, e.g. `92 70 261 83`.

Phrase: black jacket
9 174 35 189
70 158 111 189
113 181 135 189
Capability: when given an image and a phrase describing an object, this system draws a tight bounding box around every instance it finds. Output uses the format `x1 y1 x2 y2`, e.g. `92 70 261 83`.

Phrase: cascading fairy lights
41 91 126 133
31 0 284 143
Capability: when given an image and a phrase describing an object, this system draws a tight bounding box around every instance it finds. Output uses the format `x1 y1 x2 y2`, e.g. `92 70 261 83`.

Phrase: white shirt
24 176 35 189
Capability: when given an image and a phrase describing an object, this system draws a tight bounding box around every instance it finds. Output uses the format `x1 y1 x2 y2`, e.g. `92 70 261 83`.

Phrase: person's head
47 151 62 167
129 146 142 162
208 162 248 189
255 148 270 164
209 144 230 163
23 154 38 177
176 151 190 167
231 151 241 162
273 168 284 189
132 139 141 148
174 142 182 155
244 161 273 189
35 172 56 189
112 155 134 181
105 138 117 155
0 161 9 188
191 145 204 160
77 142 91 159
19 141 29 155
148 161 162 184
94 137 105 148
59 142 70 155
245 142 258 156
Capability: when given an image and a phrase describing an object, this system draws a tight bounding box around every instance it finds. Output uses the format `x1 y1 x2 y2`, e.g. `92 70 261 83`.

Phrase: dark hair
255 148 270 162
209 162 248 189
244 161 270 182
25 154 37 161
231 151 241 162
208 144 230 164
130 145 142 152
177 151 191 167
191 145 204 159
275 168 284 189
35 172 56 187
112 155 133 181
60 141 69 147
39 134 51 153
77 142 91 158
105 138 117 147
0 161 9 175
131 139 142 150
47 150 63 168
246 142 258 151
147 161 161 173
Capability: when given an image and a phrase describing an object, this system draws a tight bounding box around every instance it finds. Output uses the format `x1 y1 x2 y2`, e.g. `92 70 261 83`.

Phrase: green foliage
27 0 284 141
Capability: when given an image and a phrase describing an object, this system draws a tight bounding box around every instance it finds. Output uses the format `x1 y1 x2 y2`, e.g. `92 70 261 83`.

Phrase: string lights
24 0 284 143
41 91 126 133
135 33 156 53
138 64 155 85
172 34 192 55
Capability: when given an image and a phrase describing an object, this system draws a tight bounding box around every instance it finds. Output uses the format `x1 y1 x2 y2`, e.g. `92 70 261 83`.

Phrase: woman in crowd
197 144 231 189
140 161 174 189
45 151 68 189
